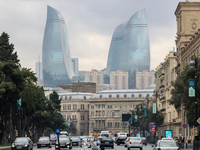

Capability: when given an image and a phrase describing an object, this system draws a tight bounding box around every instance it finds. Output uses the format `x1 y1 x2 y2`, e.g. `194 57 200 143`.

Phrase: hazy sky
0 0 185 73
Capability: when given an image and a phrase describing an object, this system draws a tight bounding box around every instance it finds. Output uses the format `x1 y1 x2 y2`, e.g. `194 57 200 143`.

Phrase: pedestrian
161 135 163 139
182 135 185 143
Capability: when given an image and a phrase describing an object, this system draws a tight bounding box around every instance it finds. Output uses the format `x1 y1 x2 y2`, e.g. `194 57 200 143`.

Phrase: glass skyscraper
106 9 150 76
42 5 74 87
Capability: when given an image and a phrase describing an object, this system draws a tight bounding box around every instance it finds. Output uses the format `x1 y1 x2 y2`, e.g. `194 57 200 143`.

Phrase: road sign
198 125 200 131
183 123 187 128
197 118 200 124
153 103 157 114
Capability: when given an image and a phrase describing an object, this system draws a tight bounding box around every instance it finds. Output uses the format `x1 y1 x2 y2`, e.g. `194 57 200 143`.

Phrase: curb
0 146 10 150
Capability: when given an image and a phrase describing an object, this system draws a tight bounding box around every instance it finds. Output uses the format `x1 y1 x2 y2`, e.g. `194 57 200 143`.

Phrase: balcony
159 85 165 92
159 73 165 80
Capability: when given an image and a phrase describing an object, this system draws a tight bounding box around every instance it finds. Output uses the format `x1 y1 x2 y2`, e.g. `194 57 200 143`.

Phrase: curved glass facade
106 9 150 76
42 6 74 87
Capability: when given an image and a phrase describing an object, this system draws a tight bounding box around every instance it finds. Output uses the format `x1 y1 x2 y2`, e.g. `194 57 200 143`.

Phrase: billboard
122 114 131 121
165 130 172 138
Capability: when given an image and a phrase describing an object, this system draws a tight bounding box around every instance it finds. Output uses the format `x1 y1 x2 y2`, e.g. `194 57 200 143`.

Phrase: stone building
154 51 182 138
58 89 155 136
174 1 200 141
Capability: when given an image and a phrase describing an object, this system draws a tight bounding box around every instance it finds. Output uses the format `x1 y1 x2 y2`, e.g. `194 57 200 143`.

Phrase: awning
89 133 94 136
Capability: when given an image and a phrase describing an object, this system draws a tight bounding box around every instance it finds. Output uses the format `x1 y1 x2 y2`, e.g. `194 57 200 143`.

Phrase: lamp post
152 91 162 143
189 56 199 150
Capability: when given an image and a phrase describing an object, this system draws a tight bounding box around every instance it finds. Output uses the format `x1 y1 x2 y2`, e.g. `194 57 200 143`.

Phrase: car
70 136 81 146
50 134 57 145
99 137 114 149
81 139 91 148
141 137 147 146
37 137 52 148
152 140 180 150
55 136 72 150
127 137 143 150
124 137 130 147
100 131 110 137
11 137 33 150
116 132 128 145
97 136 103 146
89 136 95 142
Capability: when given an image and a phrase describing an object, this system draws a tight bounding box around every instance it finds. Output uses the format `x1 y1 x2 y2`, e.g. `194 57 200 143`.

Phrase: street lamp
189 56 199 150
152 91 162 143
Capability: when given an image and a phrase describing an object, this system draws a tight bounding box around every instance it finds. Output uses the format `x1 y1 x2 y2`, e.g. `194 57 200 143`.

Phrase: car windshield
160 141 177 147
14 138 28 143
102 138 112 141
50 134 57 139
39 137 49 141
59 138 69 142
130 137 141 141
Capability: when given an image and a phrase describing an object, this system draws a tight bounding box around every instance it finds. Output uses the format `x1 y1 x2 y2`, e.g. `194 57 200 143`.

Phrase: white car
124 137 130 147
152 140 180 150
97 136 103 146
127 137 143 150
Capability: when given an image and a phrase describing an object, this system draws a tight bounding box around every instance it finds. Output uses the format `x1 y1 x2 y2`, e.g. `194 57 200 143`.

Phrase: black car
55 136 72 150
37 137 52 148
141 137 147 146
70 137 81 146
99 137 114 149
11 137 33 150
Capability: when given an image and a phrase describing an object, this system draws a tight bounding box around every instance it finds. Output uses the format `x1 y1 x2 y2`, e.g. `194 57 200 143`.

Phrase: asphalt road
31 143 153 150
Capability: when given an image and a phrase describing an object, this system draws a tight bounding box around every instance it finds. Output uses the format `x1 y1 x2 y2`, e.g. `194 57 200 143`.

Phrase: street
28 143 153 150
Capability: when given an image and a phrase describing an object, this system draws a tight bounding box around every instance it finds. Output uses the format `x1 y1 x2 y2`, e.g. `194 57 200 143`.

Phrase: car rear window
160 141 177 147
102 138 112 141
130 137 141 140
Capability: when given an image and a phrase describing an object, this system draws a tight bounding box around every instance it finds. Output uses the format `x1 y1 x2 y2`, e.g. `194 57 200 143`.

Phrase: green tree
170 64 200 127
49 91 61 110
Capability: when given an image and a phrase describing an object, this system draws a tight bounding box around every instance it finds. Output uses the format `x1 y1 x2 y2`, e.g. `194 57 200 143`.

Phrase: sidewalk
0 146 10 150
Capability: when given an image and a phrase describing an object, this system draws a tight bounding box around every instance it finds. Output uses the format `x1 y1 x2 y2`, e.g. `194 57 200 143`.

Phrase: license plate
73 143 77 145
133 142 138 144
16 147 22 149
41 144 46 146
105 142 109 144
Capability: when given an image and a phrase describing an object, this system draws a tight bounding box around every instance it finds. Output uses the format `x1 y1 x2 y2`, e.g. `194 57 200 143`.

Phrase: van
100 131 109 137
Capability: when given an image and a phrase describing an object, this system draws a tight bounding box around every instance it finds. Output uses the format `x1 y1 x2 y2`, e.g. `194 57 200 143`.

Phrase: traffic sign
197 118 200 124
198 125 200 131
183 123 187 128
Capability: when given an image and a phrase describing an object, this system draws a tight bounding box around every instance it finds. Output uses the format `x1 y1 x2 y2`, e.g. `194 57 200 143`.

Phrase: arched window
139 94 142 98
109 94 112 98
84 96 86 99
100 95 102 98
116 94 119 98
131 94 134 98
69 96 72 100
65 96 67 100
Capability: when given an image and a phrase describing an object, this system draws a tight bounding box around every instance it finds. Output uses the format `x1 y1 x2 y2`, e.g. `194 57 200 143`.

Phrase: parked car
124 137 130 147
50 134 57 145
55 136 72 150
37 137 52 148
152 140 180 150
141 137 147 146
99 137 114 149
11 137 33 150
127 137 143 150
70 136 81 146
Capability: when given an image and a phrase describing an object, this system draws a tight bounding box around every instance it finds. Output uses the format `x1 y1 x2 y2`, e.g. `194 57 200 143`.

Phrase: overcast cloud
0 0 185 73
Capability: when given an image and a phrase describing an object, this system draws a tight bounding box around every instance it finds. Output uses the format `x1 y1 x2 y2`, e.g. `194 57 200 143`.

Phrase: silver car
127 137 143 150
152 140 180 150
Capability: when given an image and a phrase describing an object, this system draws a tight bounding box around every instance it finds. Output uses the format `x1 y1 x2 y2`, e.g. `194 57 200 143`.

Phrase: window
68 104 71 110
81 104 84 109
130 105 132 108
91 122 94 128
115 122 117 128
88 104 89 109
91 105 94 109
80 123 85 130
81 115 85 120
110 105 112 109
63 104 66 110
108 105 109 109
125 105 127 108
72 115 76 120
73 104 77 109
108 111 110 116
115 105 117 108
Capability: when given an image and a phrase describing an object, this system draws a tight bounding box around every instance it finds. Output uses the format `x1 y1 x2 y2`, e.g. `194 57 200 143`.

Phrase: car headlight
12 144 15 147
24 144 28 147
